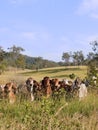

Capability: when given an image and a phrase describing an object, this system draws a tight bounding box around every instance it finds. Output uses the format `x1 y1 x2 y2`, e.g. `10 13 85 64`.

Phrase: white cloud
77 0 98 18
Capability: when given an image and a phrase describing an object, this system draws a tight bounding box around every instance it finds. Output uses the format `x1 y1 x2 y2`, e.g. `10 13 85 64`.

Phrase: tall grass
0 92 98 130
0 66 98 130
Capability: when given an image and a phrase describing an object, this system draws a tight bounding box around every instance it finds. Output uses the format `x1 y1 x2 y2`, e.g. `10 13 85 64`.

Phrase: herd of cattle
0 76 89 104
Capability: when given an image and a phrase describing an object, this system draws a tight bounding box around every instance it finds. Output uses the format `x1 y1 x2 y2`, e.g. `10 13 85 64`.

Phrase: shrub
69 73 75 79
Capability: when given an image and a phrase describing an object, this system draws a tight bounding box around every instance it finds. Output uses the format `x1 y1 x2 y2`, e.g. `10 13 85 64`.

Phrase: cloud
77 0 98 18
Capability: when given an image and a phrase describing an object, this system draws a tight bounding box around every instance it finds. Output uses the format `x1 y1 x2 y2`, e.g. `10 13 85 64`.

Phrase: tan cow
4 82 17 104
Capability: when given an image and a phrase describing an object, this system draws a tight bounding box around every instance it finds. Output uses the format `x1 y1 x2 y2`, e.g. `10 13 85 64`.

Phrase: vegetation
0 66 98 130
0 93 98 130
0 40 98 74
0 41 98 129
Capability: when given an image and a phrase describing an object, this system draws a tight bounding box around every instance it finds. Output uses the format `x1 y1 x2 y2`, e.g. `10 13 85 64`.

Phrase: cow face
3 82 17 103
26 77 34 86
51 78 60 91
4 82 17 94
26 77 34 92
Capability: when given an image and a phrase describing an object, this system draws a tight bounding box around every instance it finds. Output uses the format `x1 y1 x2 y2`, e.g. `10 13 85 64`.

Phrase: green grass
0 66 98 130
0 66 87 84
0 93 98 130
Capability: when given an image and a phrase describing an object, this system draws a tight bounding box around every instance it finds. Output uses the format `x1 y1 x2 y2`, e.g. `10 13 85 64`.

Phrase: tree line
0 45 59 73
61 41 98 67
0 41 98 74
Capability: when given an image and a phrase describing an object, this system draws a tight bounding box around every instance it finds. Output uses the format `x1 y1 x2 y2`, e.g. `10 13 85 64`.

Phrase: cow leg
31 93 34 101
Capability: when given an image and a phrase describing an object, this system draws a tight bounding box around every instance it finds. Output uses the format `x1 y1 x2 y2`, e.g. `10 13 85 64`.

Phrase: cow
73 77 81 88
50 78 61 91
60 79 73 99
25 77 41 101
72 77 88 100
41 76 52 98
71 77 82 98
78 82 87 101
3 82 17 104
0 85 5 99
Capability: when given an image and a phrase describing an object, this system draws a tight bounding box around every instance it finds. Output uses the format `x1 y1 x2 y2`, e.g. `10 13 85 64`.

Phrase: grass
0 93 98 130
0 65 98 130
0 66 87 84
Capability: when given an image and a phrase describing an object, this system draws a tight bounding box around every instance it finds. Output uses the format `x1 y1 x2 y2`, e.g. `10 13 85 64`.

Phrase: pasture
0 66 98 130
0 66 87 83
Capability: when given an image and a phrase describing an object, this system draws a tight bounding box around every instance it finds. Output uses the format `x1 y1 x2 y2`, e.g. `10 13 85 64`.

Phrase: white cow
78 83 87 101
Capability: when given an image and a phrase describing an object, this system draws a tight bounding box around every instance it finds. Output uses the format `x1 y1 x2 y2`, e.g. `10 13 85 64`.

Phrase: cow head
26 77 34 92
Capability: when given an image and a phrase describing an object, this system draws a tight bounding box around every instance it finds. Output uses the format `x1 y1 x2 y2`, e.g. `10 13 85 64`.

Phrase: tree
87 52 95 61
8 45 25 68
87 41 98 86
35 57 43 71
16 54 26 69
0 46 7 74
90 41 98 54
62 52 70 66
0 46 5 62
72 51 84 66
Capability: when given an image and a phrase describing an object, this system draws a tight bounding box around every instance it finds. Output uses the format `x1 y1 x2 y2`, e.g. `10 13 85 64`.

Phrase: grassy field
0 65 87 84
0 66 98 130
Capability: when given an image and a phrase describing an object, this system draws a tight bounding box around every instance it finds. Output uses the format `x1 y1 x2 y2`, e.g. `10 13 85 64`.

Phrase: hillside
2 51 60 70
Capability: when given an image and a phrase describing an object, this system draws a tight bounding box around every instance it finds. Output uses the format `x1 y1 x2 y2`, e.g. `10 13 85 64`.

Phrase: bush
69 73 75 79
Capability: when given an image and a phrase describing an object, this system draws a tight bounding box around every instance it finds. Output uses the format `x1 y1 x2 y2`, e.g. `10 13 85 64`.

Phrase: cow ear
26 80 28 84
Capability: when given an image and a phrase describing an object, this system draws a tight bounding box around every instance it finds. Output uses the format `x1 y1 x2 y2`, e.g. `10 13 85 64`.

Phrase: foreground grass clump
0 92 98 130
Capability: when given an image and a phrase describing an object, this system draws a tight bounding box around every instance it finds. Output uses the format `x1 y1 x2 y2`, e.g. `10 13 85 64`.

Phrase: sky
0 0 98 62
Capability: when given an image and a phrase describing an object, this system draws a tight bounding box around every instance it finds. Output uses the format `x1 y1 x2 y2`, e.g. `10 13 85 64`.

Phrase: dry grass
0 66 87 84
0 65 98 130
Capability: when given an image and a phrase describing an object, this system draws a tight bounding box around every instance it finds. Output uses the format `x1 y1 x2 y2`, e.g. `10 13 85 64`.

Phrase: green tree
8 45 25 68
0 46 5 62
87 52 95 61
90 41 98 66
0 46 7 74
87 41 98 86
35 57 43 71
72 51 84 66
90 41 98 54
16 54 26 69
62 52 70 66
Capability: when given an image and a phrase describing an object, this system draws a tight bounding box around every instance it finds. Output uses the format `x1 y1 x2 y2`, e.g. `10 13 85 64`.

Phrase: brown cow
50 78 61 91
3 82 17 104
41 76 52 98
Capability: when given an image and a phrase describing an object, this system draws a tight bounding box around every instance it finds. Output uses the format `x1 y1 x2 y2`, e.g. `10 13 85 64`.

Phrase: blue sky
0 0 98 62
